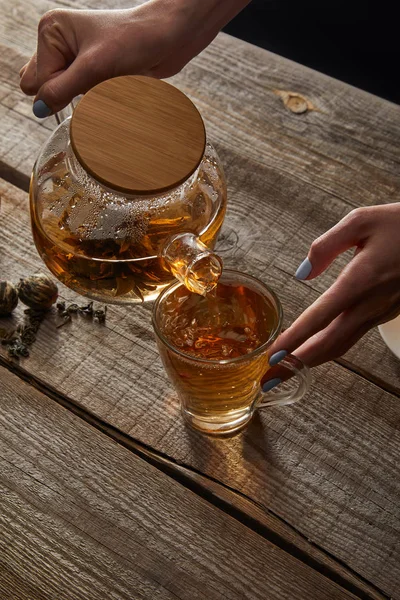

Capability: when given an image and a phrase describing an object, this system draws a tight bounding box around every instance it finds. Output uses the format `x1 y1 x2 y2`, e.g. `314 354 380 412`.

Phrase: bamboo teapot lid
70 76 206 195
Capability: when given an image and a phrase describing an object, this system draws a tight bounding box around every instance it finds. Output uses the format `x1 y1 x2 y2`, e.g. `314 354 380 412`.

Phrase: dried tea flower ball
18 273 58 310
0 280 19 315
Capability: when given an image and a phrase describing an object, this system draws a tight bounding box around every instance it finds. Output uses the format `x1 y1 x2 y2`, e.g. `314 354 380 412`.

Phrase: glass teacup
152 270 311 435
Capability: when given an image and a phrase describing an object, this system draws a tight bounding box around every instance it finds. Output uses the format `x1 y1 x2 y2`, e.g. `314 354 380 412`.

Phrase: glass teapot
30 76 227 303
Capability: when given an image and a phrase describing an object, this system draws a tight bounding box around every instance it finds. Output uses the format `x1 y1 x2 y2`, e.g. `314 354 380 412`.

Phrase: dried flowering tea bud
0 281 19 316
18 273 58 310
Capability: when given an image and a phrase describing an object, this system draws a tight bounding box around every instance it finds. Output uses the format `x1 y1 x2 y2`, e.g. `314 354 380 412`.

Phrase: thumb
295 208 370 281
33 54 102 117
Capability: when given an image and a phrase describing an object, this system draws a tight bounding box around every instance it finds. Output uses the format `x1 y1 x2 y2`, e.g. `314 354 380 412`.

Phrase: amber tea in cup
153 270 310 435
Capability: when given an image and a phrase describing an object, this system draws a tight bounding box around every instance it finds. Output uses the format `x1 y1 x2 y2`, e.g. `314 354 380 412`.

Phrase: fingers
271 251 374 359
34 53 102 114
294 296 400 367
35 11 74 91
19 53 38 96
261 298 399 387
273 288 400 370
260 362 293 389
19 63 28 78
262 310 368 389
294 312 370 368
21 10 70 98
295 208 371 281
20 9 78 114
267 209 373 363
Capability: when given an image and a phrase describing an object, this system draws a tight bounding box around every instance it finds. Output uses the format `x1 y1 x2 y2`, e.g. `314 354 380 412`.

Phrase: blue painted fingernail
33 100 52 118
262 378 282 392
269 350 287 366
295 257 312 280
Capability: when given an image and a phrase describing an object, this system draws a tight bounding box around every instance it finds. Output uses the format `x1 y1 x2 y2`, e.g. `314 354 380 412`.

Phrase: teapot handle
55 97 82 125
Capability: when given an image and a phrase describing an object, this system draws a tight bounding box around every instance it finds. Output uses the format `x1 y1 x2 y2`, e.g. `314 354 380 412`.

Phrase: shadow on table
181 408 288 500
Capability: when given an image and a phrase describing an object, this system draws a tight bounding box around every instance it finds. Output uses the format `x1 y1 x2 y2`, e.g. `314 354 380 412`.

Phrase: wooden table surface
1 2 400 599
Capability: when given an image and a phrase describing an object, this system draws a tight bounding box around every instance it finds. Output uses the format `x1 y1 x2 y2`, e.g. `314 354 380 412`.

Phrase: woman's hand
267 203 400 371
19 0 250 117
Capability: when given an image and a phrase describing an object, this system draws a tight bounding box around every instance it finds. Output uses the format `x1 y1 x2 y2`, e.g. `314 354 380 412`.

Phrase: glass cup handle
257 354 311 408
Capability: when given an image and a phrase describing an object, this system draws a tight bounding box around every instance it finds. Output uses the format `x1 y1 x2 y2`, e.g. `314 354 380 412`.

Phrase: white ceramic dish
378 315 400 360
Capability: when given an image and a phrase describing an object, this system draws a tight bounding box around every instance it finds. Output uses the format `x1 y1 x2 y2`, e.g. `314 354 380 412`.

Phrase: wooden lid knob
70 76 206 195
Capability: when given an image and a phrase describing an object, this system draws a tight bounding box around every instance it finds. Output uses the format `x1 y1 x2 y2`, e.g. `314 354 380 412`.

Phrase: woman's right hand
265 203 400 372
19 0 250 117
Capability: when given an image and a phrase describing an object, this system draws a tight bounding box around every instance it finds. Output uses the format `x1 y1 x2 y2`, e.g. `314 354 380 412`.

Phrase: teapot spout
162 233 223 295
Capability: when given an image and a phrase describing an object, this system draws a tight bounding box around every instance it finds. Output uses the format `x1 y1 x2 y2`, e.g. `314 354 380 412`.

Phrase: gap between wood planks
0 159 30 193
0 354 389 600
336 358 400 400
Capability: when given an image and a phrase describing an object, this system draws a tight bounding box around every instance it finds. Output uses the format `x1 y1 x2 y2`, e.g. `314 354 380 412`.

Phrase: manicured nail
295 257 312 280
262 378 282 393
269 350 287 366
33 100 52 118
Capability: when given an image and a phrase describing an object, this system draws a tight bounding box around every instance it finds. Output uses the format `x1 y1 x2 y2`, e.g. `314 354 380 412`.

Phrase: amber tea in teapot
30 76 227 303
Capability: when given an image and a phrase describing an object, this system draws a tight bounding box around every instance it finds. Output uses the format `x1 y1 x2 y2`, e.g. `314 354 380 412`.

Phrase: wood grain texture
1 356 385 600
1 0 400 594
0 365 359 600
1 179 399 598
70 75 206 194
1 1 400 391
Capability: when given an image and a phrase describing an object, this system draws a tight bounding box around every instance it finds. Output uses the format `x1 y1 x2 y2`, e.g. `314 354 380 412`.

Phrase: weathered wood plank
0 179 399 597
0 354 386 600
0 365 359 600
